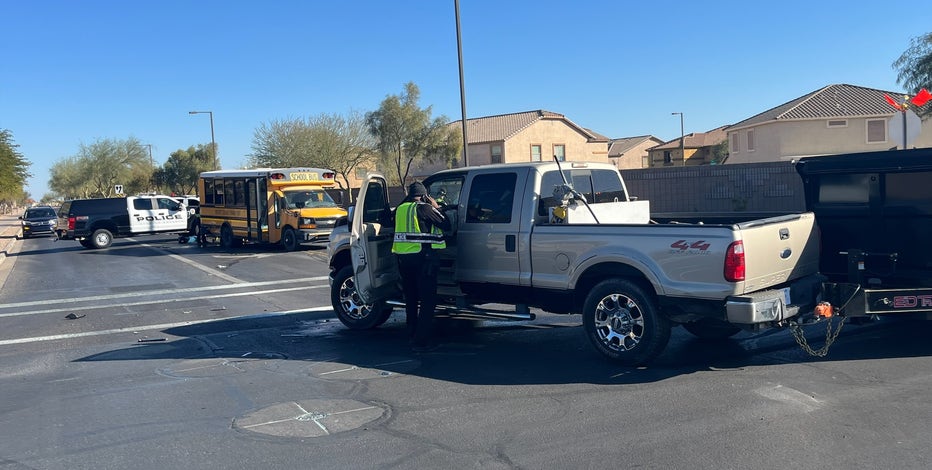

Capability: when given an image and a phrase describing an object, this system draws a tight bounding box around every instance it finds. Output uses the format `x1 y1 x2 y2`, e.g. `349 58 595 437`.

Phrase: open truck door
350 173 401 304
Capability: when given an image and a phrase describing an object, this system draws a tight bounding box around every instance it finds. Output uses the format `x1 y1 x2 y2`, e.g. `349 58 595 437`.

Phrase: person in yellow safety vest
392 181 452 352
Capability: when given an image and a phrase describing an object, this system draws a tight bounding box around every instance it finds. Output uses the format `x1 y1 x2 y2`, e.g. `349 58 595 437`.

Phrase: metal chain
789 316 847 357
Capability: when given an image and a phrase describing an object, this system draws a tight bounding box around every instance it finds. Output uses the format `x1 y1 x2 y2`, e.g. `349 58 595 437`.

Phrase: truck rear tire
583 278 670 366
682 319 742 339
331 265 393 329
90 229 113 249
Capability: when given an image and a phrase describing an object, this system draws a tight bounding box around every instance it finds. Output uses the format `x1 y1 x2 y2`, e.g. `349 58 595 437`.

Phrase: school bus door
267 190 284 243
246 179 268 243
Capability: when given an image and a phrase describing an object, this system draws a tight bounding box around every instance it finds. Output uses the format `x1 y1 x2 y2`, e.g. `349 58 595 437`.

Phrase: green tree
48 137 150 198
710 140 729 164
306 111 377 203
250 111 379 203
365 82 461 188
0 129 32 208
154 145 213 195
49 156 93 199
893 32 932 118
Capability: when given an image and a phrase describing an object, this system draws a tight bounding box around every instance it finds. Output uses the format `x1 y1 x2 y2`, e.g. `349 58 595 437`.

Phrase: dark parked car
19 206 58 238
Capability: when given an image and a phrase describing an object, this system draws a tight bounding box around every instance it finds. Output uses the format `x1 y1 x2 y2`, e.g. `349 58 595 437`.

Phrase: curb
0 215 22 268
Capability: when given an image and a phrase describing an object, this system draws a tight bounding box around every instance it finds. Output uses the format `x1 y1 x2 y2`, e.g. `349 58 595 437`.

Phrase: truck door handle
779 228 790 240
506 235 516 252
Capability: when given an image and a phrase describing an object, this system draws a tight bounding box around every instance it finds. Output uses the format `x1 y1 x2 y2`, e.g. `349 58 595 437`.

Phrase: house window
355 167 367 178
491 144 503 164
730 133 739 153
866 119 886 143
553 144 566 162
827 119 848 128
747 130 755 151
531 144 542 162
663 151 672 164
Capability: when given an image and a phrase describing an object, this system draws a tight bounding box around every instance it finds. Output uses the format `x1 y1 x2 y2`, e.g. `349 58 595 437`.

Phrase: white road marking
0 277 329 309
0 306 334 346
0 285 329 318
132 238 245 283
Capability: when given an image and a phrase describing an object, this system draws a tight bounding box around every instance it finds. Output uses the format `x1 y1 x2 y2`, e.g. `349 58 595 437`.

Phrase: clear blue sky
2 1 929 199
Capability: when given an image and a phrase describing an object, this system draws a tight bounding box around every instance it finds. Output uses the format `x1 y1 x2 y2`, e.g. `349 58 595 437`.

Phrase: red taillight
68 217 76 230
270 173 285 180
323 172 335 180
724 240 745 282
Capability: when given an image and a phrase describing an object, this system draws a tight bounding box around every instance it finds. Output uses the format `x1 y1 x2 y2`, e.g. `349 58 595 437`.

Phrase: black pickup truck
796 147 932 318
57 195 192 249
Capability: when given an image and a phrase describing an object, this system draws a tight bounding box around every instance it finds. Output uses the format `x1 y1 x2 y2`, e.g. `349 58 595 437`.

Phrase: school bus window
224 179 234 206
212 178 224 205
283 189 339 209
234 179 246 207
204 179 215 204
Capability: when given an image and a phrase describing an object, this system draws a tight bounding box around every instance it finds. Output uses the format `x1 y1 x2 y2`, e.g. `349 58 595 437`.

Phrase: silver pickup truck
327 161 823 365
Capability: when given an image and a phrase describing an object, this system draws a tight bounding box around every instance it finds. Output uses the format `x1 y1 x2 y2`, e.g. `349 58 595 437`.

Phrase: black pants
396 252 439 346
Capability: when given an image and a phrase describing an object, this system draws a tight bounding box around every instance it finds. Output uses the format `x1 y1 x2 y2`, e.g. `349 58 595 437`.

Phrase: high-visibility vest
392 202 446 254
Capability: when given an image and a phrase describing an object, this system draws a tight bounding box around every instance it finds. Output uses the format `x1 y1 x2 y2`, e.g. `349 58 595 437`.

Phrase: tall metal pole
672 112 684 165
189 110 218 169
144 144 153 191
455 0 469 167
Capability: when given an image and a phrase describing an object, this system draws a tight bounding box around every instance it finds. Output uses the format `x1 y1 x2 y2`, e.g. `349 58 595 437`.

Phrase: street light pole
671 112 684 165
143 144 153 191
188 111 217 170
454 0 469 167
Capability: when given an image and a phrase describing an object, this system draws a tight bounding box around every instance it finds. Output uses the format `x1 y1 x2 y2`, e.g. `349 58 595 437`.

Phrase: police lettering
893 295 932 308
135 214 184 222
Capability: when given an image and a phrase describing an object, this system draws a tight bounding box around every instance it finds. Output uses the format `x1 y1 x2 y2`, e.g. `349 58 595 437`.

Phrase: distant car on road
19 206 58 238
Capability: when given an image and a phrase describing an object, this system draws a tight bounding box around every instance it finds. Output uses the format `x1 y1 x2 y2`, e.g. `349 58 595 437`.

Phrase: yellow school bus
197 168 347 250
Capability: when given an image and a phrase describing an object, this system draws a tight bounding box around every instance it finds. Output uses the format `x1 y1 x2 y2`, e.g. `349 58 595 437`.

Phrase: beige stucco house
647 126 729 167
609 135 664 169
413 110 611 177
726 83 932 164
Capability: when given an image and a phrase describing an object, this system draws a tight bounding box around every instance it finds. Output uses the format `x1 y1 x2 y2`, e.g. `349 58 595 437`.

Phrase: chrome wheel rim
339 275 373 320
593 293 645 352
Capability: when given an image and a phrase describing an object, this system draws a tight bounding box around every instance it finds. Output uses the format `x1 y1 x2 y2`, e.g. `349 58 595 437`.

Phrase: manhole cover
234 399 386 437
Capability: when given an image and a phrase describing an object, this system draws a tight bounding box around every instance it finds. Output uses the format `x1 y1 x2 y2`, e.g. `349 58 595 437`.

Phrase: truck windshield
282 189 339 209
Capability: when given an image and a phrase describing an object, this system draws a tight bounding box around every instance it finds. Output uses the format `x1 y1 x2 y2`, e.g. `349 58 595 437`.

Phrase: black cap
408 182 428 197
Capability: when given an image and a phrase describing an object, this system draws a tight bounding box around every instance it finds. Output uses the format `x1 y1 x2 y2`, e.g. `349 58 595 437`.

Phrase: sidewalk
0 214 22 268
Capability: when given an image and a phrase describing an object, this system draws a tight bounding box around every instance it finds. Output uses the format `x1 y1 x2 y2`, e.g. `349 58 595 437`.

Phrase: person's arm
419 202 452 231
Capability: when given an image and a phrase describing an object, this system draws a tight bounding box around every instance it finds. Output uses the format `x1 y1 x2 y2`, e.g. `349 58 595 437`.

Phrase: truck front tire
331 265 393 329
282 227 298 251
583 278 670 366
90 229 113 249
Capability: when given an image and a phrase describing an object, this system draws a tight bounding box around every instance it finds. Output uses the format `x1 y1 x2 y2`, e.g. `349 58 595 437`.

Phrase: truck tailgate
736 212 820 293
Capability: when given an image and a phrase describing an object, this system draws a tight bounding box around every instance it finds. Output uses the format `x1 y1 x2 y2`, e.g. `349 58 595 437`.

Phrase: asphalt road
0 214 930 470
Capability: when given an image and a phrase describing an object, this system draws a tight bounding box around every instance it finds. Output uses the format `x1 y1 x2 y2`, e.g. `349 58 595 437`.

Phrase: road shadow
73 309 932 386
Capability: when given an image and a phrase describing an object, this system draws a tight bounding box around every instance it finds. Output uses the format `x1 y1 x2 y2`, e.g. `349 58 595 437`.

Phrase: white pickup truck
327 161 823 365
